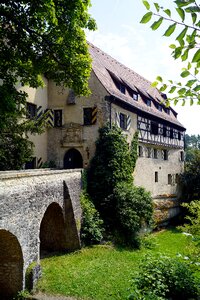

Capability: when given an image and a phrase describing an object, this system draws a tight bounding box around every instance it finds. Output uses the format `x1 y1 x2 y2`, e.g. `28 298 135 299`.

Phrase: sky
86 0 200 135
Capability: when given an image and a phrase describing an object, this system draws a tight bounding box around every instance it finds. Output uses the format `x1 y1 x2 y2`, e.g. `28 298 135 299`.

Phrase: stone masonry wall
0 169 82 294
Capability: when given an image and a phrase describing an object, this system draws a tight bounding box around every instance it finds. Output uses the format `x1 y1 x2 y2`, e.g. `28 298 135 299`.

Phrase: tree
87 125 153 246
181 149 200 200
87 124 134 223
140 0 200 105
0 0 96 170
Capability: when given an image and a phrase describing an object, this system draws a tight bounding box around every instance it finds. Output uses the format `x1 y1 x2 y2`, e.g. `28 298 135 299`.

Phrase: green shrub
80 192 104 245
130 254 199 300
114 182 153 247
180 199 200 238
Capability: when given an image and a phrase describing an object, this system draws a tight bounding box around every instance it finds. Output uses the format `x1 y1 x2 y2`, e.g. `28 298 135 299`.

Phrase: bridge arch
0 229 23 299
64 148 83 169
39 202 67 256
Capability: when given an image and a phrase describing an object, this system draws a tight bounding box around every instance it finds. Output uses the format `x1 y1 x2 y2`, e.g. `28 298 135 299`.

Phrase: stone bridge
0 169 82 300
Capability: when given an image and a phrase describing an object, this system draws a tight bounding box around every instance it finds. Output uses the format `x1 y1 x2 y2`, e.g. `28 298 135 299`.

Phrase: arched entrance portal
0 230 23 299
64 148 83 169
40 203 67 256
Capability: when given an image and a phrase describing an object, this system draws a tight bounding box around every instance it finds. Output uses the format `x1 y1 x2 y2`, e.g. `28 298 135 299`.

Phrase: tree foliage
114 182 153 247
87 125 153 246
181 148 200 200
0 0 96 170
87 124 134 222
80 192 104 246
140 0 200 105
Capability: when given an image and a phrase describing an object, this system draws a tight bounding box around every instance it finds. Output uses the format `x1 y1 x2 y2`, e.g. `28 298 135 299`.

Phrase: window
147 147 152 158
146 99 151 107
170 128 174 139
168 174 172 185
151 121 158 135
83 108 93 125
178 132 181 140
153 149 158 159
54 110 62 127
120 113 127 130
27 102 37 119
157 104 162 112
163 149 168 160
163 126 167 137
133 92 138 101
180 151 184 161
138 145 143 157
155 172 158 183
116 82 126 94
165 108 170 115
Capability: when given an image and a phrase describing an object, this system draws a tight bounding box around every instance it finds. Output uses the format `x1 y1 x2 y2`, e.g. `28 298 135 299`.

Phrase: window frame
119 113 128 130
54 109 63 127
27 102 37 119
83 107 93 126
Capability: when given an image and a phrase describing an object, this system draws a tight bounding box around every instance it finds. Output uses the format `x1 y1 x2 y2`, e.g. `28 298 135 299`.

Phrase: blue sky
86 0 200 135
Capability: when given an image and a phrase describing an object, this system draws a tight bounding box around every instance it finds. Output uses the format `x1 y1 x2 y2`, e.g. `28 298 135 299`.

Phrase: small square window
180 151 184 161
54 110 62 127
168 174 172 185
133 93 138 101
138 145 143 157
27 102 37 119
146 99 151 107
155 171 158 183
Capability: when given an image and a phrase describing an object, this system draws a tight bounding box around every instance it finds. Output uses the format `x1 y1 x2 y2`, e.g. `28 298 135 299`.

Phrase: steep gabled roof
89 42 185 130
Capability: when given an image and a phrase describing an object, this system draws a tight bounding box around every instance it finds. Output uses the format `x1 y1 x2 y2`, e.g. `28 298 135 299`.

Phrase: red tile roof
89 42 185 129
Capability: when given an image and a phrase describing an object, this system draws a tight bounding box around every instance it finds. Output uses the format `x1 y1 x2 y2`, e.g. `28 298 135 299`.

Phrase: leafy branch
140 0 200 105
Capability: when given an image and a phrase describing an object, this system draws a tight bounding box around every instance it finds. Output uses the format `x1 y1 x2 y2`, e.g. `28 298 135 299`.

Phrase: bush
114 182 153 247
130 254 199 300
80 192 104 245
180 200 200 238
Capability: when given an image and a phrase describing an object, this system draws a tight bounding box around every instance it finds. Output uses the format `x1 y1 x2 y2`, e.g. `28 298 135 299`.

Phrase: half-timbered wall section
137 115 184 149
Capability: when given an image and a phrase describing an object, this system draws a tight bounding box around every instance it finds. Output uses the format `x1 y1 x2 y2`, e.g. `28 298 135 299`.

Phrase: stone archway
63 148 83 169
0 230 23 300
39 202 67 256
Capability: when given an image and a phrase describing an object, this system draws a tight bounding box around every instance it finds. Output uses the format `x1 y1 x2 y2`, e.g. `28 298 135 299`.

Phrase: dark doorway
64 148 83 169
0 230 23 299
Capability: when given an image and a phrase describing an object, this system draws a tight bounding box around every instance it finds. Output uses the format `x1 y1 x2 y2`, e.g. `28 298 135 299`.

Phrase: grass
36 228 200 300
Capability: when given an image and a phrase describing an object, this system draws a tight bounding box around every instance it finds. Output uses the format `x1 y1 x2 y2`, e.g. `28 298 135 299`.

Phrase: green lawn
36 229 199 300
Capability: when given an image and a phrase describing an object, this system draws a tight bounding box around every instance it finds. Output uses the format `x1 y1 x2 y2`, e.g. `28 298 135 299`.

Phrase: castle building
24 43 185 204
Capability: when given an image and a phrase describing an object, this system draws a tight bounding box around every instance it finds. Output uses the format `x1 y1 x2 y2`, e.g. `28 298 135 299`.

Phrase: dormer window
165 108 170 115
118 82 126 94
146 99 151 107
133 92 138 101
156 104 162 112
